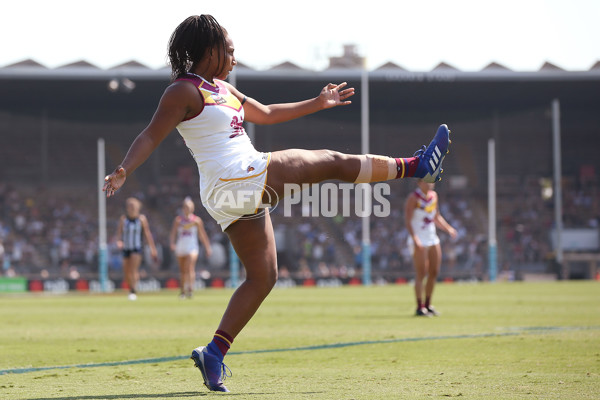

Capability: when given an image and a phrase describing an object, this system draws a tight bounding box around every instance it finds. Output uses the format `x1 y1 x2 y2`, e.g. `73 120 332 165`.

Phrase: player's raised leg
265 124 451 201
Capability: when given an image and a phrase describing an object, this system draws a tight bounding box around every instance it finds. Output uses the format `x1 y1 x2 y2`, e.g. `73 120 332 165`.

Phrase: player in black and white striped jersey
116 197 158 300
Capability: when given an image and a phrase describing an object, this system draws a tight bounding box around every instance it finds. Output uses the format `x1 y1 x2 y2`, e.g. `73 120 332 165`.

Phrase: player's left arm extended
224 81 355 125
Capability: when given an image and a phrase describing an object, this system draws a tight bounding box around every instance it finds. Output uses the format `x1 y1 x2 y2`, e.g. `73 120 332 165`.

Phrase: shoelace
219 362 232 381
413 145 426 158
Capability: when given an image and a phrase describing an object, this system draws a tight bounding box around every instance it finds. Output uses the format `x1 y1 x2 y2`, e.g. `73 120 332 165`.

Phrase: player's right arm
404 194 423 249
103 81 202 197
169 216 180 252
115 215 125 250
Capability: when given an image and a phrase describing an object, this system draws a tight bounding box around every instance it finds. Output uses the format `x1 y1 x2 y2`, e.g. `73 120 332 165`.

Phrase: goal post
488 138 497 282
97 138 108 292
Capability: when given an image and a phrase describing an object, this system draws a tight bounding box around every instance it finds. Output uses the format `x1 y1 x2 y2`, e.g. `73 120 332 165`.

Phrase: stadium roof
1 58 600 82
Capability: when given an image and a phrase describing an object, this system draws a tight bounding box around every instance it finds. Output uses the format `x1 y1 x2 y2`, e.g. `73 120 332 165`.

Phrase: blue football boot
191 346 231 392
414 124 451 183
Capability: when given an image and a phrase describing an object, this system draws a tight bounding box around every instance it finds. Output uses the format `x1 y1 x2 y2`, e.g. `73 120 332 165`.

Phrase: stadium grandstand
1 46 599 291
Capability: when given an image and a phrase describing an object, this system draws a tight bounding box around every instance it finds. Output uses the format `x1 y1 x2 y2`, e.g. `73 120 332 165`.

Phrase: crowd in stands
496 175 599 277
1 175 598 282
278 182 489 282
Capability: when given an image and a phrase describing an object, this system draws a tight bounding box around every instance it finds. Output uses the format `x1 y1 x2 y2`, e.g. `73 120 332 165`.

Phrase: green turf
1 281 599 399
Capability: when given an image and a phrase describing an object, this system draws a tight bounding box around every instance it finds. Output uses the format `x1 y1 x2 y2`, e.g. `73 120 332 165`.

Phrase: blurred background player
115 197 158 300
405 179 457 316
170 197 212 299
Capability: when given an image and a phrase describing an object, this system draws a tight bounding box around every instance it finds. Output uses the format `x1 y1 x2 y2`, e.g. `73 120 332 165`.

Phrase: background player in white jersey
103 15 450 392
170 197 212 299
116 197 158 301
405 180 457 316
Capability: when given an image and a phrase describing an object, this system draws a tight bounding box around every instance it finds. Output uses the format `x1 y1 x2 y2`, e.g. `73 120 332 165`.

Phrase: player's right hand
103 166 126 197
413 237 424 252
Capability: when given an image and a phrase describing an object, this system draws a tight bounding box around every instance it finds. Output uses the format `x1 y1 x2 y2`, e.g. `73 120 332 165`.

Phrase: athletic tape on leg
355 155 397 183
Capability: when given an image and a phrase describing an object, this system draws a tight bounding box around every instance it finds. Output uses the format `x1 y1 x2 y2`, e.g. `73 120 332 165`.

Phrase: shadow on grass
25 393 202 400
25 391 324 399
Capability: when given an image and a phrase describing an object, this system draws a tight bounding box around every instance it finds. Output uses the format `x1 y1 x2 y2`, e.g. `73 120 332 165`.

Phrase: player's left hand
319 82 355 108
448 227 458 240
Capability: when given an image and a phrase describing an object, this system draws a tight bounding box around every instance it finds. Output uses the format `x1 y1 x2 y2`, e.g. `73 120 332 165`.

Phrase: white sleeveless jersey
408 188 440 247
175 214 200 256
175 75 262 203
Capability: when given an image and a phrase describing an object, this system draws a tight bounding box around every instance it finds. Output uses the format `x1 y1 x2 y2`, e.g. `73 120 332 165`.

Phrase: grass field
1 281 599 400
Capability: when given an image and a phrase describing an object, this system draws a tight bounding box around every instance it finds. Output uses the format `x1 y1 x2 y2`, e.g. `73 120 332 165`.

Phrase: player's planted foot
413 124 451 183
191 346 231 392
415 307 431 317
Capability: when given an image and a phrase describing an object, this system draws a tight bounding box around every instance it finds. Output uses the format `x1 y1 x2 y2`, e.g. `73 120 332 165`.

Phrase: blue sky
2 0 599 71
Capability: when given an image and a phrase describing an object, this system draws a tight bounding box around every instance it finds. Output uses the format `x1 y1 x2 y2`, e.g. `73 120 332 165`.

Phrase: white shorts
203 152 271 231
407 234 440 255
175 238 199 257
